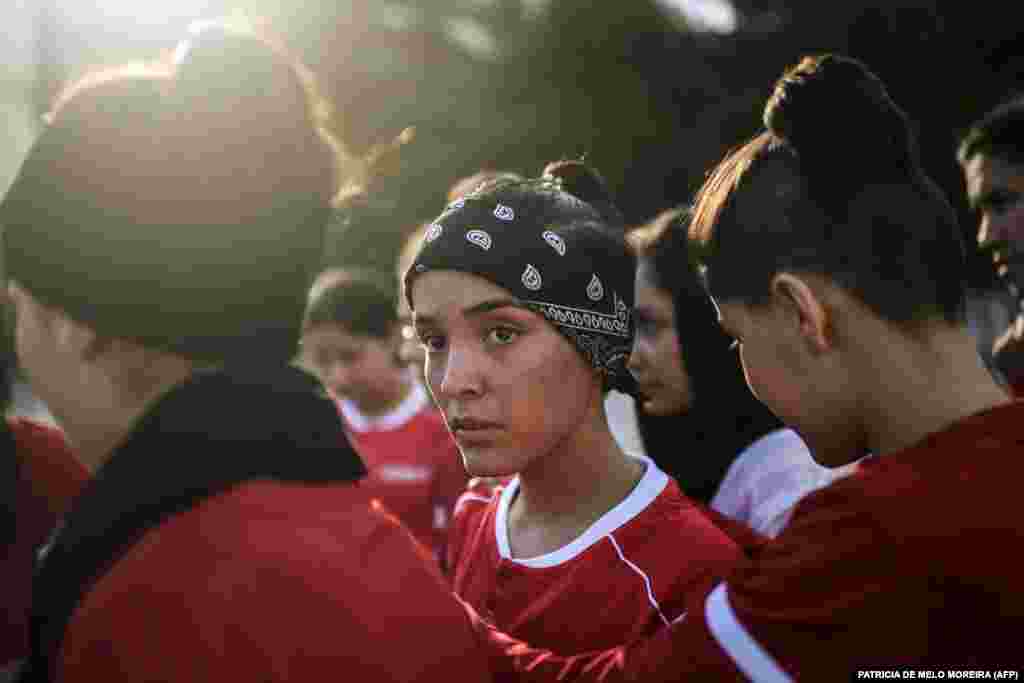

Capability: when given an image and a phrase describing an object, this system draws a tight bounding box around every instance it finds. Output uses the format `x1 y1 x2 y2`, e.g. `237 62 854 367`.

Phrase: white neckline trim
705 583 793 683
495 453 668 568
340 380 430 433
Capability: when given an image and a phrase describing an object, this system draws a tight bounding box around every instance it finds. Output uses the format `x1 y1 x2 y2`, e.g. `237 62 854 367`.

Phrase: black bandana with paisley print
404 179 637 394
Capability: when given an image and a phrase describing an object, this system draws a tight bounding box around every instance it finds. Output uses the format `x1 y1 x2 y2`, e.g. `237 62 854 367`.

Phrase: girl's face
628 261 692 415
411 270 601 477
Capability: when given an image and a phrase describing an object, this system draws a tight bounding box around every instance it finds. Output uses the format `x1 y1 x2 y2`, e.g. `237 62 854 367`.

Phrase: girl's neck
507 405 645 558
861 324 1010 458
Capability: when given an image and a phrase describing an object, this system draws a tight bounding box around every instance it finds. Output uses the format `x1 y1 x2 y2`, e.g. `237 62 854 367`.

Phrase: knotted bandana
404 179 636 393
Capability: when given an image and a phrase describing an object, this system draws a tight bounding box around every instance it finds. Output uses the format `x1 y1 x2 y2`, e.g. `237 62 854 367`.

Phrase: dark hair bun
763 55 916 170
542 159 625 226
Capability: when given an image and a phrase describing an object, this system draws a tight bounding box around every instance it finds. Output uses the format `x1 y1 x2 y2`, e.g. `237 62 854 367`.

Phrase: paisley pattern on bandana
587 274 604 302
425 223 443 242
542 230 566 256
522 264 542 291
494 204 515 221
465 229 492 250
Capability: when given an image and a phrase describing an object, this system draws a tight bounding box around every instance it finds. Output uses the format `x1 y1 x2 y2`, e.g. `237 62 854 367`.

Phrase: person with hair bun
405 160 740 654
627 208 841 537
2 19 489 682
960 95 1024 394
461 55 1024 681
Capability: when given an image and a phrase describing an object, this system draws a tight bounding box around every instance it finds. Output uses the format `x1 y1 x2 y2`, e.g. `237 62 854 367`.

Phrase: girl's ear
769 272 833 355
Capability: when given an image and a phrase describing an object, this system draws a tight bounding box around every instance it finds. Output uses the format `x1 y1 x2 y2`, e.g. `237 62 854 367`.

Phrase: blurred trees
24 0 1024 282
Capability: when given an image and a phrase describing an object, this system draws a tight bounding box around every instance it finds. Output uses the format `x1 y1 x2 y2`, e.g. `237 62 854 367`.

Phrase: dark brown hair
304 269 398 339
959 94 1024 167
690 55 965 325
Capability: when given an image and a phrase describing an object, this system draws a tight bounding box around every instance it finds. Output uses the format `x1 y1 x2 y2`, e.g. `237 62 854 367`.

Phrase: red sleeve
693 502 769 556
60 496 491 682
9 418 87 516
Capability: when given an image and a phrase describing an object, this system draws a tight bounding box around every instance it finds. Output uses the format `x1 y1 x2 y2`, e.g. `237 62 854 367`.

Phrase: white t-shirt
710 428 851 537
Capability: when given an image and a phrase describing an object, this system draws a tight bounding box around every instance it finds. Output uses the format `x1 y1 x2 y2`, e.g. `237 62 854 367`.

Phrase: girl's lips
448 417 503 431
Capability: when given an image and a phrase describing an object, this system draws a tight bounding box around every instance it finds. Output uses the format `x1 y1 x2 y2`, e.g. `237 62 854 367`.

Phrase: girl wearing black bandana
405 160 740 654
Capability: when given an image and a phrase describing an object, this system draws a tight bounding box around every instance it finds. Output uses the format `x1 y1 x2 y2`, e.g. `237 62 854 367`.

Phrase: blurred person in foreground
2 18 488 682
300 268 466 567
627 208 842 538
461 55 1023 681
1 315 86 677
960 95 1024 394
405 160 739 654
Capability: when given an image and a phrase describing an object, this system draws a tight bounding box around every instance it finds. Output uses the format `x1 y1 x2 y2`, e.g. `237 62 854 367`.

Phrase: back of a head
959 95 1024 167
1 19 338 364
303 268 398 339
691 55 965 326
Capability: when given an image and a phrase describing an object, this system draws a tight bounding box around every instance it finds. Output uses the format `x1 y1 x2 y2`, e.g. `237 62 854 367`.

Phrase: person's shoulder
73 482 487 680
622 471 738 552
736 428 815 470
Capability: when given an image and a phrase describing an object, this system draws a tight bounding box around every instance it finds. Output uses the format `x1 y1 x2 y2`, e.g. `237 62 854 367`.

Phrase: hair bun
542 159 625 226
763 55 916 170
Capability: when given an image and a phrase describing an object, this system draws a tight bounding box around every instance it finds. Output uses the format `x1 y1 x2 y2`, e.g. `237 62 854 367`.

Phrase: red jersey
448 456 740 653
468 401 1024 681
339 383 467 563
59 482 490 682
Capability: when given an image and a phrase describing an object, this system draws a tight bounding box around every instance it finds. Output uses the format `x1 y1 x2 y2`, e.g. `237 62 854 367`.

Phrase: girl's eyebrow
462 297 528 317
414 298 527 328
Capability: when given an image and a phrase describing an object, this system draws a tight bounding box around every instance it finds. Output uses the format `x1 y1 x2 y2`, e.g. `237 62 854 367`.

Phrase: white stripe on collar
340 379 430 433
495 453 668 568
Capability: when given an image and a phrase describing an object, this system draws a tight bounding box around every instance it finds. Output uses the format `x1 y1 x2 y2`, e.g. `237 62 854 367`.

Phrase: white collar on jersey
495 453 668 568
340 377 430 433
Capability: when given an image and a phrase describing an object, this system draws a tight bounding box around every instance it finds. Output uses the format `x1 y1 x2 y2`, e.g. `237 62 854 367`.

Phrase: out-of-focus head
404 160 636 476
300 268 404 408
626 208 698 415
690 55 965 466
2 18 340 366
959 96 1024 293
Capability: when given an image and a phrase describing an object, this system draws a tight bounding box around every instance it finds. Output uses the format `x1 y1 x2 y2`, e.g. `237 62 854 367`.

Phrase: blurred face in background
300 322 405 413
411 270 601 477
628 260 692 415
965 153 1024 289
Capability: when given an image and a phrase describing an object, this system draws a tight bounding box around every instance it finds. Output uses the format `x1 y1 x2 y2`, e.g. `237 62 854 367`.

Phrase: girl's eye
486 327 519 346
418 333 446 352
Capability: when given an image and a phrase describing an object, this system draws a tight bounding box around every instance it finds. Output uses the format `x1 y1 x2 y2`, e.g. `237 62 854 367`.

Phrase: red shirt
468 401 1024 680
448 456 740 653
2 418 87 667
339 383 467 564
58 481 490 682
